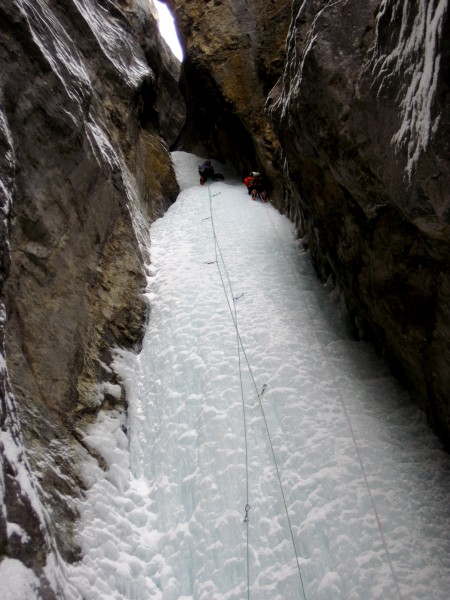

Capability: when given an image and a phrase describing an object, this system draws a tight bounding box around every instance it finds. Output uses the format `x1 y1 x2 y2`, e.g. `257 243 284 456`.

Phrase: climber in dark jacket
198 160 215 184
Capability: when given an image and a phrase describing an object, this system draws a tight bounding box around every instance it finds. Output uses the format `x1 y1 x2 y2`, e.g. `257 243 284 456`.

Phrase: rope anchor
243 504 251 523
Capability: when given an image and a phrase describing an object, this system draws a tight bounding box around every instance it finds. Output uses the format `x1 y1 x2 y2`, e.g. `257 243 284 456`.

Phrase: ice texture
67 152 450 599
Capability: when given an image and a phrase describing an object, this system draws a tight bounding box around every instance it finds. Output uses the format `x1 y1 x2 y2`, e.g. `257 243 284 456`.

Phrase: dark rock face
0 0 183 591
269 0 450 445
130 0 186 146
166 0 291 192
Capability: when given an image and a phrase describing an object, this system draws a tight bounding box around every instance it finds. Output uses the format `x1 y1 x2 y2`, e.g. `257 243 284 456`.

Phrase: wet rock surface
0 0 183 589
269 0 450 445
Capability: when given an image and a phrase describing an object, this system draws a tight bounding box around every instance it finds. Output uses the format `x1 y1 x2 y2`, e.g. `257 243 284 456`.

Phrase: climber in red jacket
243 174 254 195
245 172 268 202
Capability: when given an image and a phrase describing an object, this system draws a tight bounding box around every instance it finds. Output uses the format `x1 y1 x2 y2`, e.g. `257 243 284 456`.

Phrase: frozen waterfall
67 152 450 600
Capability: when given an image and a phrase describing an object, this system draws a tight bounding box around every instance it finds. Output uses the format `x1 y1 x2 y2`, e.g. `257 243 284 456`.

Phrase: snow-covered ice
67 151 450 599
0 559 40 599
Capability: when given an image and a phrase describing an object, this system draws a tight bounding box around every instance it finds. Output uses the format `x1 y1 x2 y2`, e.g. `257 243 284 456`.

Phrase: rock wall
0 0 184 592
169 0 450 446
166 0 291 194
269 0 450 445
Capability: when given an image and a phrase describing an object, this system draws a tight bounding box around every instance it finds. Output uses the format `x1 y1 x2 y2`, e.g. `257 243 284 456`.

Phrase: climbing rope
206 185 308 600
208 186 251 599
261 200 404 600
